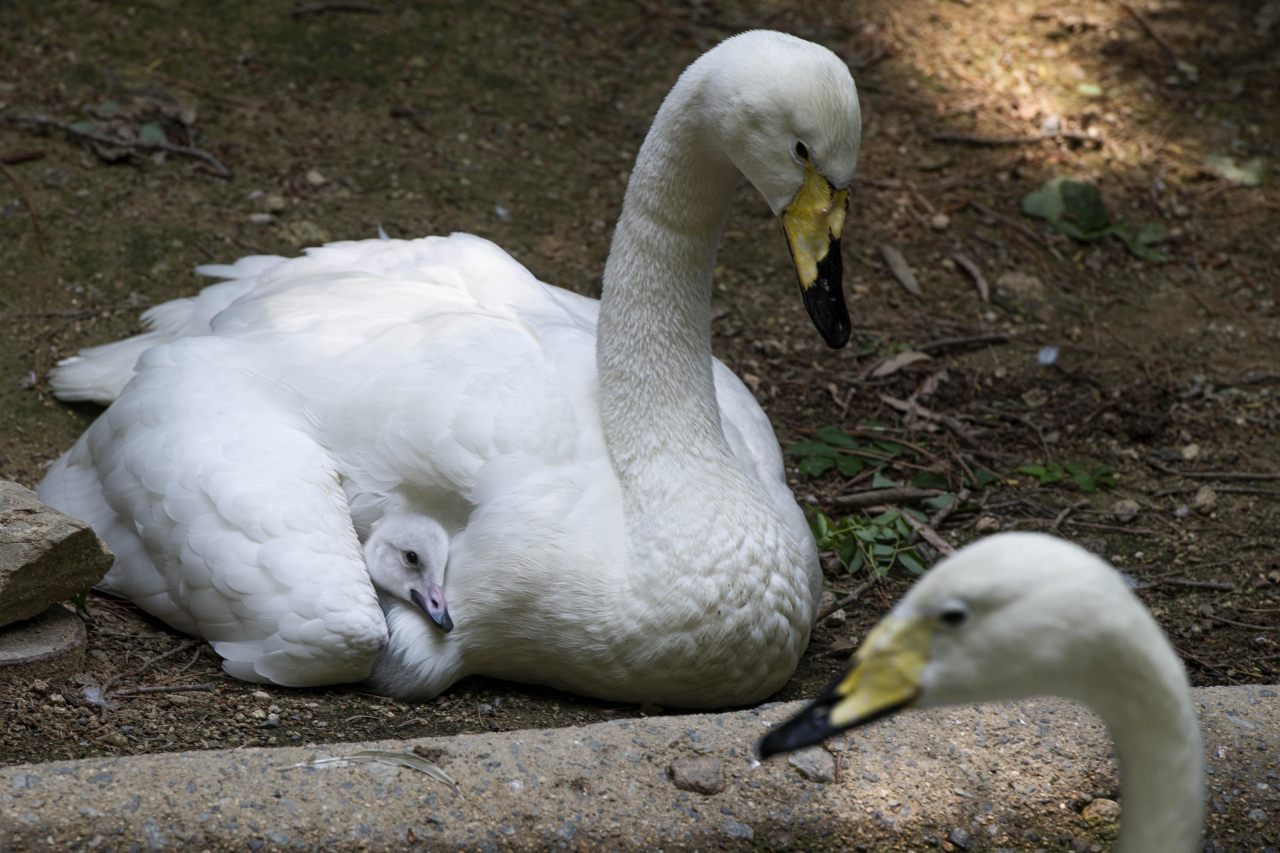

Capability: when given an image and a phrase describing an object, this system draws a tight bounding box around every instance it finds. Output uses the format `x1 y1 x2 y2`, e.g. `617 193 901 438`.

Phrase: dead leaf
871 350 933 378
879 244 922 296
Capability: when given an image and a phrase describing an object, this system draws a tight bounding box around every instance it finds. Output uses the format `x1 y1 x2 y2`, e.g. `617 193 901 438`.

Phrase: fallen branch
814 578 876 625
832 487 943 508
1146 457 1280 482
6 115 231 179
915 333 1008 355
0 161 47 254
932 131 1097 146
902 511 955 557
951 252 989 302
1 150 46 166
1118 2 1185 70
110 683 216 697
1210 615 1279 633
292 2 390 17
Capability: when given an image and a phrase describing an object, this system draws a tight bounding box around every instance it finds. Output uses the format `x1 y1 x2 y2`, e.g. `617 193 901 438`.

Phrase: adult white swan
760 533 1204 853
37 30 862 706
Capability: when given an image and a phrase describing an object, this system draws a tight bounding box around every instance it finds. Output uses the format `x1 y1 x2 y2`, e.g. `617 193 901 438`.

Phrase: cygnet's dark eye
405 550 419 566
939 603 969 628
794 140 810 161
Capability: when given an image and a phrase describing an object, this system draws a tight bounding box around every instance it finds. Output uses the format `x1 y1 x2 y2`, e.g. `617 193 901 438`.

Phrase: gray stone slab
0 604 87 684
0 686 1276 851
0 481 113 628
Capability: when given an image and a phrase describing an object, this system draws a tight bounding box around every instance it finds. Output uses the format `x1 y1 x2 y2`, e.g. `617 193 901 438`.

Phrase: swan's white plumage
37 31 853 704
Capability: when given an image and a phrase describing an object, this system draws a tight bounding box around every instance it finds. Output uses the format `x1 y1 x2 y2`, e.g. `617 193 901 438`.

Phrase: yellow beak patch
781 161 849 292
829 617 934 727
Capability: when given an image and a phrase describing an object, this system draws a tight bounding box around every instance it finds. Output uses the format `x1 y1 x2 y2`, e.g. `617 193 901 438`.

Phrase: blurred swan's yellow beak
781 162 850 349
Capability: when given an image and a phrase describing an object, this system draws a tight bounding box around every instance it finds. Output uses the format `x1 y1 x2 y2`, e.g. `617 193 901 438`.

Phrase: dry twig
0 161 47 254
292 2 389 17
832 487 943 508
902 512 956 557
814 578 876 625
1146 457 1280 482
7 115 231 179
951 252 989 302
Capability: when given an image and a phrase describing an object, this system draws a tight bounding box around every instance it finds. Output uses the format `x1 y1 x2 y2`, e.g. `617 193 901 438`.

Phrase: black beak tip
437 612 454 633
800 238 850 350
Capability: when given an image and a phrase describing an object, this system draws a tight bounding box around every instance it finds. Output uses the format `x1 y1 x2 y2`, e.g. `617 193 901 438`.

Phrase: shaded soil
1 0 1277 767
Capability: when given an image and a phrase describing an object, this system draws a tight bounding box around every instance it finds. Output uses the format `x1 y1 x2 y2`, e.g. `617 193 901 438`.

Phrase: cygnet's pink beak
410 582 453 633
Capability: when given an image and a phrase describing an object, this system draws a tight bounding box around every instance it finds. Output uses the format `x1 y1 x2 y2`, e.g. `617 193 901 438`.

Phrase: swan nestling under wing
759 533 1205 853
38 31 862 705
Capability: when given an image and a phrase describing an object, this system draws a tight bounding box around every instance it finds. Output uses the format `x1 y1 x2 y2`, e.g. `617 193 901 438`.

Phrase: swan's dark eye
940 605 968 627
794 140 810 161
405 550 419 566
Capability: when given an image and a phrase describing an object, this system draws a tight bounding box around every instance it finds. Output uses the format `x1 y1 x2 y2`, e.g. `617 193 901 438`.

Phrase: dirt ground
1 0 1277 768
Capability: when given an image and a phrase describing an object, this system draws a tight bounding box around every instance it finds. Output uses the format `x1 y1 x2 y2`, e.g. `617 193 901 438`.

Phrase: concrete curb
2 686 1277 852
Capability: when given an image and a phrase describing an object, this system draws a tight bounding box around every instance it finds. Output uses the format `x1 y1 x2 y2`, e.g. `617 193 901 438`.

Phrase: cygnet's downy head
759 533 1166 757
696 31 863 348
363 512 453 633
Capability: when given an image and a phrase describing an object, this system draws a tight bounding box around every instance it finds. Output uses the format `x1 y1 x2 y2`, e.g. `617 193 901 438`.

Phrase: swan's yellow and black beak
782 162 851 350
758 617 932 758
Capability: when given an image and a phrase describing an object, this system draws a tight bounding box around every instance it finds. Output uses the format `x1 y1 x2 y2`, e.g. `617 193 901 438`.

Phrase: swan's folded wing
86 352 388 686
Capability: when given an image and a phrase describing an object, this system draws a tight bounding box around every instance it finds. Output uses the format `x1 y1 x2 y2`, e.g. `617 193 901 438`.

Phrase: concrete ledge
2 686 1276 852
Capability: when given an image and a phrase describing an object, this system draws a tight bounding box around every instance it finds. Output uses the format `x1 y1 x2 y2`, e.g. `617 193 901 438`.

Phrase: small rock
166 694 191 706
247 212 275 225
669 757 725 795
787 747 835 783
1021 388 1049 408
721 819 754 841
1181 443 1201 461
1111 499 1140 524
823 608 847 626
948 826 972 850
264 194 287 212
975 516 1001 534
1248 808 1267 823
278 220 331 248
1192 486 1217 515
995 271 1054 321
1082 797 1121 838
0 482 114 628
249 708 266 720
305 169 327 186
930 213 951 231
251 690 271 700
48 693 65 705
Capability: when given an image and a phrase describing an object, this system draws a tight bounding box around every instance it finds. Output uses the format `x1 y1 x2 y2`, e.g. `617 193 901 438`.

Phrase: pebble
1111 499 1140 524
948 826 972 849
305 169 327 186
787 747 835 783
1192 486 1217 515
1082 797 1121 836
1181 443 1201 461
669 757 725 795
721 819 753 841
930 213 951 231
975 516 1001 534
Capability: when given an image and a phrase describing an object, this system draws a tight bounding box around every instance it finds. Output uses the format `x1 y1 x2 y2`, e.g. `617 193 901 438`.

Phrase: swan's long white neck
596 64 741 491
1083 618 1204 853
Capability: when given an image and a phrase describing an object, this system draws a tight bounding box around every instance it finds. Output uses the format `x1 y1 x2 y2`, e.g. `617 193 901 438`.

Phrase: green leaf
911 471 950 489
1097 472 1117 488
894 516 911 537
1059 178 1110 235
798 456 834 477
871 472 898 489
1020 185 1064 221
1137 220 1168 245
70 120 97 134
923 494 956 511
903 507 927 521
874 440 904 456
137 121 167 144
856 528 879 542
846 546 864 573
870 511 899 526
1064 461 1085 474
1018 465 1047 477
788 440 838 457
970 468 999 487
836 456 865 477
898 552 925 575
1204 154 1265 187
1076 82 1102 98
871 543 895 557
1074 471 1096 492
815 427 859 448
